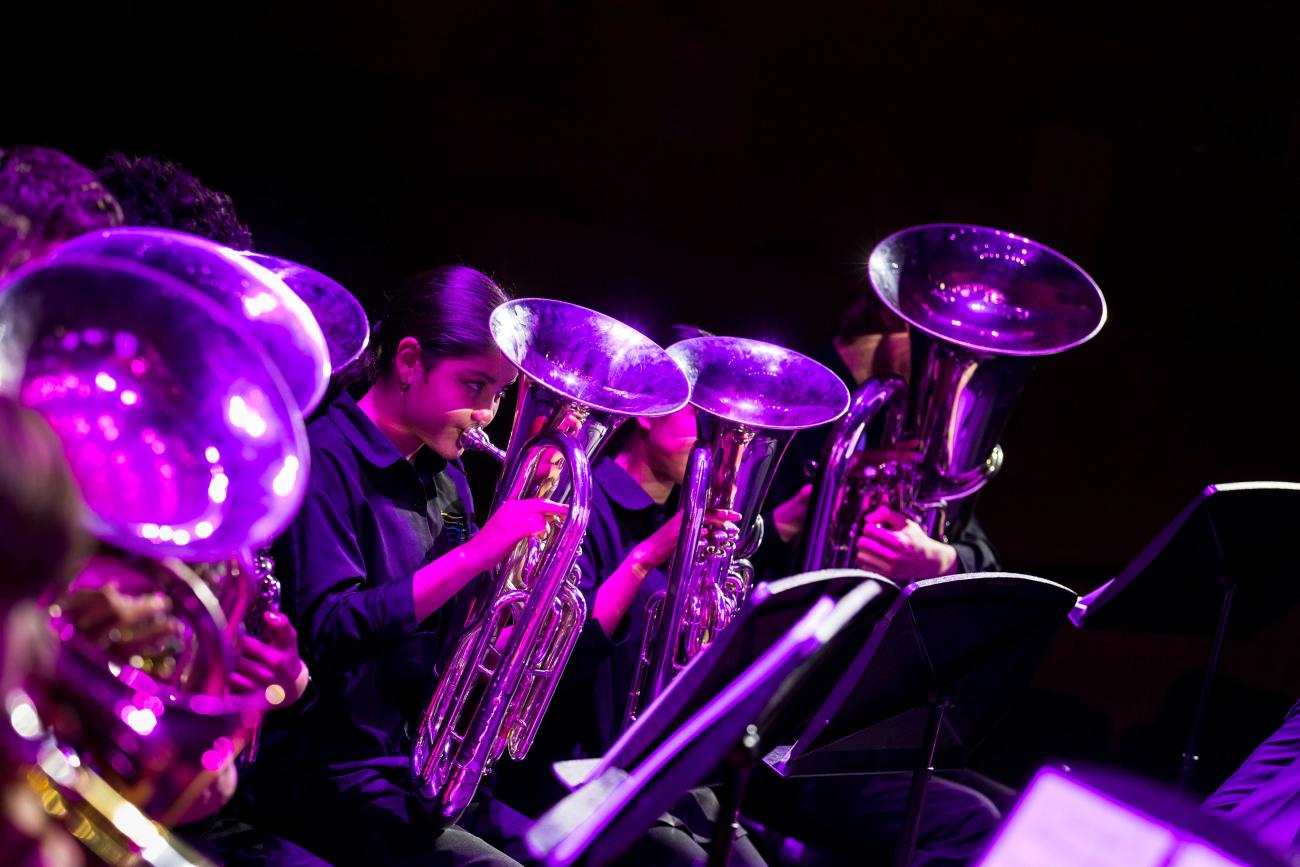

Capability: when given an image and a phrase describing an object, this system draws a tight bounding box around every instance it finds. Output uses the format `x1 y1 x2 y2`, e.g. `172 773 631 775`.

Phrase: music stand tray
1069 482 1300 786
524 569 901 867
1072 482 1300 636
768 572 1079 779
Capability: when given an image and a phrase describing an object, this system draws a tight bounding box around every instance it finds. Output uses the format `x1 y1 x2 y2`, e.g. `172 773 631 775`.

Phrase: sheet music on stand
977 764 1289 867
525 569 901 867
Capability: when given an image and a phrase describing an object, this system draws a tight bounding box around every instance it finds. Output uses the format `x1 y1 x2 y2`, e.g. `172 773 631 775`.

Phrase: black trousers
245 774 520 867
743 770 1007 867
485 785 768 866
179 814 332 867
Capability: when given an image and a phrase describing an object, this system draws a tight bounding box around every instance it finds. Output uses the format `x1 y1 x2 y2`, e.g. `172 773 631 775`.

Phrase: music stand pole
893 694 952 867
707 725 762 867
1179 574 1237 788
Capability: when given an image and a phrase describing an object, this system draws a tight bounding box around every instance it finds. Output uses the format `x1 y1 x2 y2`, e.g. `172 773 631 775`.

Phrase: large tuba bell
0 251 310 843
803 224 1107 571
411 298 690 825
622 336 849 729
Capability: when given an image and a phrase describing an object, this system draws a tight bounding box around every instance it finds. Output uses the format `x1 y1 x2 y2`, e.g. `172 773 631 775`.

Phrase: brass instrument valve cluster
696 522 739 563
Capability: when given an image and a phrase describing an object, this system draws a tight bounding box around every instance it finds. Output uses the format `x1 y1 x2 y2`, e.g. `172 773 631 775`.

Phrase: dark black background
11 1 1300 792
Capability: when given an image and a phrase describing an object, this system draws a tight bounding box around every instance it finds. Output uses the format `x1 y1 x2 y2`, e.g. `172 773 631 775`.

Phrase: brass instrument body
628 417 793 724
411 298 690 826
413 421 596 822
7 689 214 867
0 246 316 849
624 336 849 729
804 224 1107 571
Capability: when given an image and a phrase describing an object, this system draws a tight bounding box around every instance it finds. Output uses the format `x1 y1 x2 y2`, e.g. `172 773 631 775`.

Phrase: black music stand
766 572 1078 867
524 569 903 867
1070 482 1300 788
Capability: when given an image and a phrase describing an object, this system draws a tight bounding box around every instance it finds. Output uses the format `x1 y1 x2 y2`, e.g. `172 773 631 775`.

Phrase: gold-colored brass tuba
622 336 849 729
411 298 690 826
802 224 1107 570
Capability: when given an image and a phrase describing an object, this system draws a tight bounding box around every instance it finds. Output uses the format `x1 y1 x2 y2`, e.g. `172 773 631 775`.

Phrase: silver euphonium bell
45 235 368 764
0 244 312 849
622 336 849 729
802 224 1107 571
227 248 370 632
411 298 690 826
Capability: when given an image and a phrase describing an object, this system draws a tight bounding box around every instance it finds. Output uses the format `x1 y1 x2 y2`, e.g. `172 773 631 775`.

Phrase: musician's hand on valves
629 508 743 579
232 611 310 708
412 498 568 624
60 585 182 658
463 498 570 573
854 505 959 581
593 507 742 638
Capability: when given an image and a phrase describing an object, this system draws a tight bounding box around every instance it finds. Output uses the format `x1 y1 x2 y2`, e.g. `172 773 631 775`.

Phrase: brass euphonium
411 298 690 826
802 224 1107 570
622 336 849 729
0 250 312 858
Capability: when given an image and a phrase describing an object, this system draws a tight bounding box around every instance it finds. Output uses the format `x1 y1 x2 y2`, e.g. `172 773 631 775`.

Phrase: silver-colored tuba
803 224 1107 570
411 298 690 825
622 336 849 728
0 252 311 842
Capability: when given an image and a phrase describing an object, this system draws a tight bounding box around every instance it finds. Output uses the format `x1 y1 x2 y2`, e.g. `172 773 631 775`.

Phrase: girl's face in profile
404 349 517 460
642 404 698 485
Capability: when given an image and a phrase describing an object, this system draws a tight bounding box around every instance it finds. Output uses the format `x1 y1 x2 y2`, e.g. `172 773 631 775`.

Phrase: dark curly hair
97 152 253 249
0 145 124 275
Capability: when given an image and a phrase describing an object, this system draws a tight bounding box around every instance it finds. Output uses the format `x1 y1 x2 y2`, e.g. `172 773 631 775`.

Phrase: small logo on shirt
440 510 471 546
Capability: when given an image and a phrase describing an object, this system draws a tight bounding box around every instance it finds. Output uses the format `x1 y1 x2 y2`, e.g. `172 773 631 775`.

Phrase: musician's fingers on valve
231 611 310 707
855 506 959 580
700 509 743 550
467 498 571 569
701 508 743 529
60 585 183 655
863 504 910 531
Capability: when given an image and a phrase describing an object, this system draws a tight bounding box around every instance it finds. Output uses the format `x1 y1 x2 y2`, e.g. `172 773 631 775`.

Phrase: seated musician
3 148 294 843
763 294 1000 584
489 324 770 866
242 265 563 866
744 293 1017 865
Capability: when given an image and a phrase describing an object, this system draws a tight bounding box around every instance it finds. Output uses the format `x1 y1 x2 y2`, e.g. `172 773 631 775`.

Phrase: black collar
325 392 447 478
594 456 660 512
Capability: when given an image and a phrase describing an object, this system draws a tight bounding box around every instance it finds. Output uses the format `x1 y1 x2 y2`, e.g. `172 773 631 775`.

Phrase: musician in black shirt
760 294 1000 583
490 326 767 866
246 266 564 866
